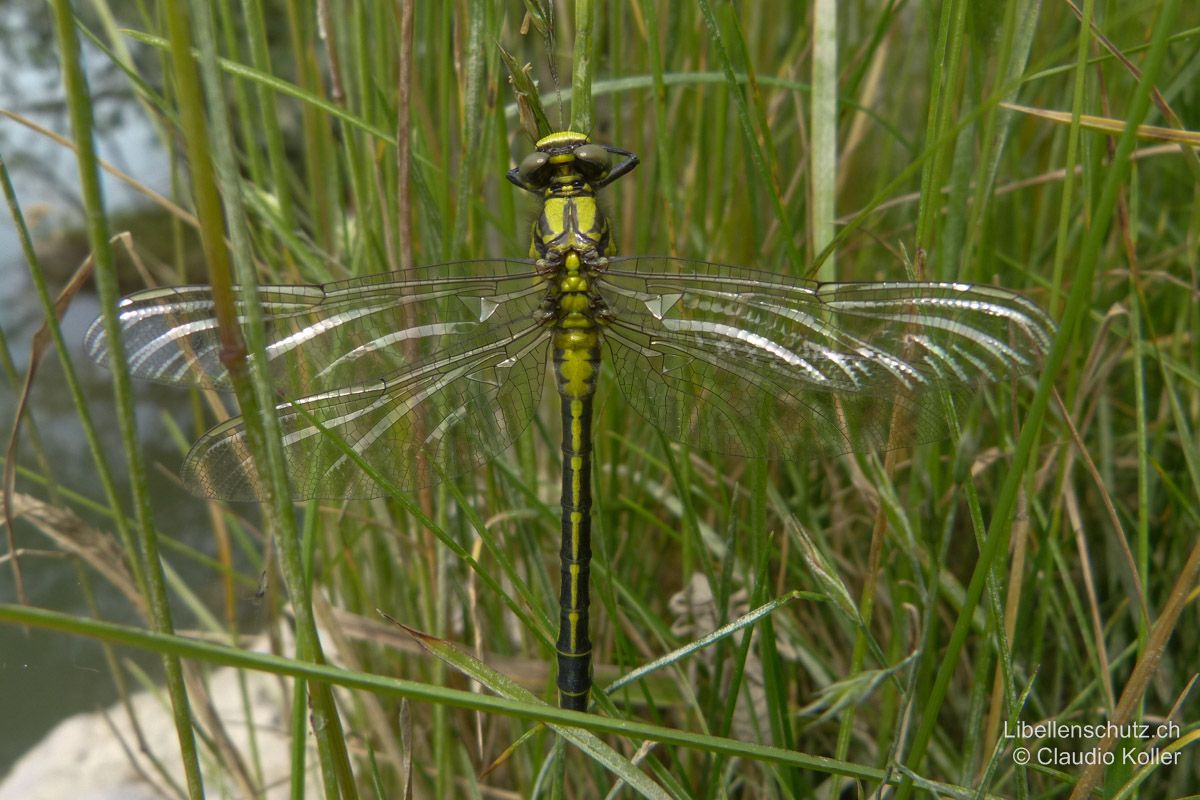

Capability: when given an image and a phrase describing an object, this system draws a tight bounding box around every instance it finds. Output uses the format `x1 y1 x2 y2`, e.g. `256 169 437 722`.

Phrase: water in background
0 5 229 773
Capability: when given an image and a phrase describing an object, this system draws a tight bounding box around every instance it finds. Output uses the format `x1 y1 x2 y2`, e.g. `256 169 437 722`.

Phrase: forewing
84 260 547 398
597 257 1055 459
182 321 552 500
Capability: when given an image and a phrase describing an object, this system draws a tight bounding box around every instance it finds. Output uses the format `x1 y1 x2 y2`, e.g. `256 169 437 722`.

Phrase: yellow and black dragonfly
86 131 1055 711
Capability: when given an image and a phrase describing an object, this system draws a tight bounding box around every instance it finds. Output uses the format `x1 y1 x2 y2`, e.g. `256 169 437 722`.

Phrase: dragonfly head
507 131 640 194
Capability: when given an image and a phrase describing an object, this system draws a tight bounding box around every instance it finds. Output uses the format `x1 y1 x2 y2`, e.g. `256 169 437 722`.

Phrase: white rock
1 644 319 800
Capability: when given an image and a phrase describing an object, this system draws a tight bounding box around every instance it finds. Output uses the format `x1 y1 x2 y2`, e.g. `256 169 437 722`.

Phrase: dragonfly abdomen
552 326 601 710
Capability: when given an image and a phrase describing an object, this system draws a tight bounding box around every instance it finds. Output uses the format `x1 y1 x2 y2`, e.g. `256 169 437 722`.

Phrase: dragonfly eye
574 144 611 179
518 152 551 186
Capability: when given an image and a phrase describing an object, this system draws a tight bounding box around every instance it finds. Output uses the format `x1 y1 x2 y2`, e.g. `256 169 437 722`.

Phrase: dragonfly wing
597 257 1055 459
85 260 548 397
182 321 552 500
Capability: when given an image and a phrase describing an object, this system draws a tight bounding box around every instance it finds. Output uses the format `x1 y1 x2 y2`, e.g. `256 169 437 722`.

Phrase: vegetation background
1 0 1197 797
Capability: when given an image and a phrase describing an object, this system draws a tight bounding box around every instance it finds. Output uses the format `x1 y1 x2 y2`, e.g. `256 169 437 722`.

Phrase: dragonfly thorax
532 194 614 263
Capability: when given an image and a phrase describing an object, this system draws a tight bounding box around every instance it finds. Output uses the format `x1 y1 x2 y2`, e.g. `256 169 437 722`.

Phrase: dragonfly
86 130 1055 712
